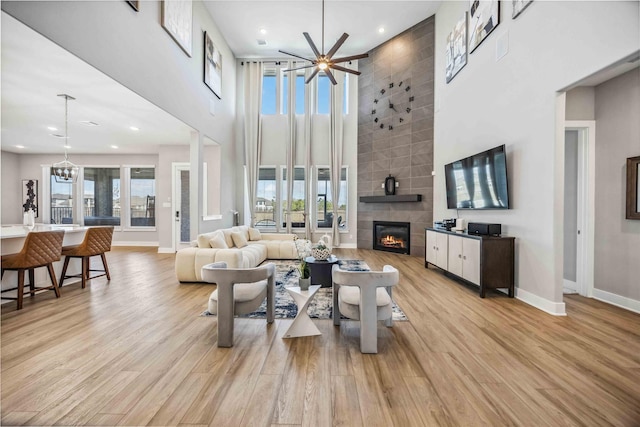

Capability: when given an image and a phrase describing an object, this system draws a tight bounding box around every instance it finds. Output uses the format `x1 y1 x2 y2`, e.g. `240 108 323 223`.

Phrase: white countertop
1 224 90 239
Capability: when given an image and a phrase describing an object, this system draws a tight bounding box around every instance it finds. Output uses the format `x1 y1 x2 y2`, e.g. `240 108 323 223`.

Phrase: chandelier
52 94 79 183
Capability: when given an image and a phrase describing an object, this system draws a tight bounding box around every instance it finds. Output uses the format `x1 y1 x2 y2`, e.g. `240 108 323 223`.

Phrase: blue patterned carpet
201 260 408 321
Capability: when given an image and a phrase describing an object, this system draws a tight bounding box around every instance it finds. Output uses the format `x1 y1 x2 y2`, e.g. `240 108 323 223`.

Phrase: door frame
172 162 190 252
565 120 595 298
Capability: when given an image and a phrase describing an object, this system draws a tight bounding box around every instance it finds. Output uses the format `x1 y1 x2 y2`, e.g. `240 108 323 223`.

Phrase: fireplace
373 221 410 255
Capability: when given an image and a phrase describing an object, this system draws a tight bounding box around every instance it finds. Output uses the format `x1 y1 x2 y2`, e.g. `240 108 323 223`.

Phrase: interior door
173 163 191 251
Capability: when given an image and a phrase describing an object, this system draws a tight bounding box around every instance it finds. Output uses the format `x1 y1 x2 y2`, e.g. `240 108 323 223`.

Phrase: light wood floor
1 247 639 426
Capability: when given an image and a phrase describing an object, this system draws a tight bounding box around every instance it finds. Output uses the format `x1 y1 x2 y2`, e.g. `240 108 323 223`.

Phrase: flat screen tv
444 145 510 209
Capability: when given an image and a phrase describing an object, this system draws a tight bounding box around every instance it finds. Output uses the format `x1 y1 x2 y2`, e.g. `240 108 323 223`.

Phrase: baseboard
157 247 176 254
592 288 640 314
337 243 357 249
516 288 567 316
563 279 578 294
111 241 159 247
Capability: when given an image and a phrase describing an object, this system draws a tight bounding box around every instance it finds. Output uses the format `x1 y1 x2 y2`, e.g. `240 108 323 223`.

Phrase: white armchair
201 262 275 348
331 264 399 353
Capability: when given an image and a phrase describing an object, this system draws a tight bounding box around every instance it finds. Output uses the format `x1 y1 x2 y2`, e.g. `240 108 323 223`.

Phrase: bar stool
59 226 114 289
1 230 65 310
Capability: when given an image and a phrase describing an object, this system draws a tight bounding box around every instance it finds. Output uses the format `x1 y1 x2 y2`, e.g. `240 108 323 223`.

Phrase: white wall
1 151 22 225
434 1 639 310
594 68 640 301
2 0 238 236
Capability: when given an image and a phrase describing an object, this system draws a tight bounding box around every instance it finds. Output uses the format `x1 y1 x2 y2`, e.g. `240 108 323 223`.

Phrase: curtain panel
243 62 264 226
329 72 345 246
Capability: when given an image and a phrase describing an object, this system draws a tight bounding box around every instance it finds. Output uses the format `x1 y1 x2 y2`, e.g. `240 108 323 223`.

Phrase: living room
1 1 639 426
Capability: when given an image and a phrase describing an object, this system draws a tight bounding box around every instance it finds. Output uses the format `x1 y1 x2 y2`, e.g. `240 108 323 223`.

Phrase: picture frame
469 0 500 53
204 31 222 99
626 156 640 220
445 12 468 84
512 0 533 19
22 179 38 218
161 0 193 57
126 0 140 12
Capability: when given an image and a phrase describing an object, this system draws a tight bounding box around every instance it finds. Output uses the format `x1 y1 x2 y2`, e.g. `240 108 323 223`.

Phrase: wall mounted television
444 144 510 209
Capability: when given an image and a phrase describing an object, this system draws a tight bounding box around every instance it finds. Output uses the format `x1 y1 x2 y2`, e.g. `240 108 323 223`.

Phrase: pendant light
52 94 79 183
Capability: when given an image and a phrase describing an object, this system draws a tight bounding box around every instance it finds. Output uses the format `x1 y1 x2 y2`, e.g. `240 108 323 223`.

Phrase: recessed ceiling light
79 120 100 126
130 126 139 131
15 145 25 149
260 28 267 35
111 145 119 149
378 27 385 34
47 126 58 131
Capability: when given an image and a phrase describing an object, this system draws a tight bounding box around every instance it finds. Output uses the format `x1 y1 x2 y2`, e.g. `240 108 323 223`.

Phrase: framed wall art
22 179 38 218
512 0 533 19
204 31 222 99
469 0 500 53
445 12 468 84
161 0 193 57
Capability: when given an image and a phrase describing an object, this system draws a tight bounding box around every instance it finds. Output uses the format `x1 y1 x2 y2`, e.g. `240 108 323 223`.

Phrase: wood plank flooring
2 247 639 426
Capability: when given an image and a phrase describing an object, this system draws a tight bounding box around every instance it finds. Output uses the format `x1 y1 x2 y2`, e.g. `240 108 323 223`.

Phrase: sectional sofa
175 225 298 282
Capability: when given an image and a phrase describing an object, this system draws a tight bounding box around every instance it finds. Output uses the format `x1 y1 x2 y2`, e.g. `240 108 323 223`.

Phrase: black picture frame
204 31 222 99
626 156 640 220
126 1 140 11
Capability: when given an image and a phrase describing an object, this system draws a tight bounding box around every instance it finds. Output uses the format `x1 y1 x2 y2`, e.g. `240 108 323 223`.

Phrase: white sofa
175 225 298 282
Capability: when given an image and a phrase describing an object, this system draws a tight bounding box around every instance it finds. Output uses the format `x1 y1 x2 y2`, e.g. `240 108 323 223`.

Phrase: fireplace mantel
359 194 422 203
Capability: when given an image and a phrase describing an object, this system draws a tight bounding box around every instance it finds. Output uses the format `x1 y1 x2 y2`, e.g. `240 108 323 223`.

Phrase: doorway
172 163 191 251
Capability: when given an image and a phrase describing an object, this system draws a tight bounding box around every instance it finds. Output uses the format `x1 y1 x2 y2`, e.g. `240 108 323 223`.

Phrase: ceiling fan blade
324 68 338 85
330 64 361 76
330 53 369 64
305 68 320 84
278 50 314 63
325 33 349 59
283 64 318 72
303 32 321 58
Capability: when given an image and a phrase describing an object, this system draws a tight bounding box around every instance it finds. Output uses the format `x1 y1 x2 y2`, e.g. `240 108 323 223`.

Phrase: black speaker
468 222 501 236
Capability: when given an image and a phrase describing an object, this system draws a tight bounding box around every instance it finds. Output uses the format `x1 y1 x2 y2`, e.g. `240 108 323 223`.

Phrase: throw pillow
209 234 228 249
248 227 262 241
221 229 235 248
197 230 222 248
231 231 248 248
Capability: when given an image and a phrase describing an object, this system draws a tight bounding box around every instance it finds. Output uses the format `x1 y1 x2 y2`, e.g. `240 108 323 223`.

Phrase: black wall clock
371 80 414 131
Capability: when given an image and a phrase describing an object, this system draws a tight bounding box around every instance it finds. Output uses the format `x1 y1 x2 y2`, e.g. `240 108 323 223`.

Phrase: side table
283 285 322 339
305 255 339 288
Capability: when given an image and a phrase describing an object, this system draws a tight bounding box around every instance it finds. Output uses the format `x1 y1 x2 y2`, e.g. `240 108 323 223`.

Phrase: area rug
201 260 408 321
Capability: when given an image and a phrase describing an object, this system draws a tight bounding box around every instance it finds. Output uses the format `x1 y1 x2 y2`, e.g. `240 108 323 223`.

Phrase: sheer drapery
285 62 297 233
329 72 345 246
243 61 264 226
303 67 315 240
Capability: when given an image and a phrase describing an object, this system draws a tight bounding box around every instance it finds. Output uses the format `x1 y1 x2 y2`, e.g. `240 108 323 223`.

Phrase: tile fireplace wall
357 16 435 257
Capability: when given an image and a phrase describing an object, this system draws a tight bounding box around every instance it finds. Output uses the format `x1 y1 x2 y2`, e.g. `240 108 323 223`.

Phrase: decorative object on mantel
22 179 38 218
279 0 368 85
161 0 193 57
468 0 500 53
445 12 467 83
203 31 222 99
512 0 533 19
626 155 640 220
52 94 79 183
384 175 397 195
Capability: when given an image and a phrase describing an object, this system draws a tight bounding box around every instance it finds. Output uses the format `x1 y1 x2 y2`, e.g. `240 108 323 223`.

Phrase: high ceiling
204 1 441 58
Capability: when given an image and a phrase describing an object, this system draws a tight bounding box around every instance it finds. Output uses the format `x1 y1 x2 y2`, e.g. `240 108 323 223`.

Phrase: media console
424 227 515 298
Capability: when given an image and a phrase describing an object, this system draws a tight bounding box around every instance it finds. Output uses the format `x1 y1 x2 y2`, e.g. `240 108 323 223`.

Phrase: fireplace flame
380 235 406 248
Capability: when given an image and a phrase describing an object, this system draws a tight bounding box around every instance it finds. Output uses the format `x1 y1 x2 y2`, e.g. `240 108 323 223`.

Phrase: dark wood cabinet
425 228 515 298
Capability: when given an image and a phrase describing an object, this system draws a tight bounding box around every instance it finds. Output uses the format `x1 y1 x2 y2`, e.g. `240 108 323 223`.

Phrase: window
283 73 288 115
282 167 305 227
261 71 277 114
256 167 277 229
296 74 305 114
130 167 155 227
316 167 348 229
317 73 330 114
50 169 74 224
83 167 121 226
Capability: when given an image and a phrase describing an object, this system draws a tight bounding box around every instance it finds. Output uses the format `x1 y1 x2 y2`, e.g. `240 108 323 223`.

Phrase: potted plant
298 259 311 291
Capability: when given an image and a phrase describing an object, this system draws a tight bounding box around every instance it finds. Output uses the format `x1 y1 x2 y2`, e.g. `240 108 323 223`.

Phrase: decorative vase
311 247 331 261
299 277 311 291
385 175 396 196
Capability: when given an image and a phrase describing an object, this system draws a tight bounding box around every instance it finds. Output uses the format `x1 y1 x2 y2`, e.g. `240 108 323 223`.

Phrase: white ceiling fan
279 0 369 85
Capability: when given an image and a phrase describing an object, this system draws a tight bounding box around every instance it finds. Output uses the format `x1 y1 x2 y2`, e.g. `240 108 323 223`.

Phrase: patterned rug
201 260 408 321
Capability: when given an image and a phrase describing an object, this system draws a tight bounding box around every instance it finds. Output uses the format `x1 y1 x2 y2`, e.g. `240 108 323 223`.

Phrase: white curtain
303 67 315 240
243 61 264 226
285 62 297 233
329 72 345 246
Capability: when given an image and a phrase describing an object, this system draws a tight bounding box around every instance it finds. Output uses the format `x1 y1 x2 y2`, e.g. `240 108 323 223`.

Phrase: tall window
317 73 330 114
283 73 289 115
130 167 155 227
282 167 305 227
50 169 74 224
284 72 306 114
261 71 277 114
256 167 277 229
83 167 120 226
316 167 348 229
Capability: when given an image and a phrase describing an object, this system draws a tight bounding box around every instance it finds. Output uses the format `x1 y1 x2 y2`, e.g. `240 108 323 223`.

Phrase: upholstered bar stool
59 226 114 289
1 230 65 310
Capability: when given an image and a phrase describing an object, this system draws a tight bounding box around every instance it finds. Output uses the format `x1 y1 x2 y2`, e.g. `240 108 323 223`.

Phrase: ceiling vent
257 39 267 46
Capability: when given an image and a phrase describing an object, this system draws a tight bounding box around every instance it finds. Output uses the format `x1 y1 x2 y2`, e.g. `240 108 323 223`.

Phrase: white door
462 238 481 285
173 163 191 251
448 235 463 277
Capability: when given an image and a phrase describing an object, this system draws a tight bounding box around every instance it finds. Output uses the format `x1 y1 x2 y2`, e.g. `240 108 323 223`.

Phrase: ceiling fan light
318 61 328 70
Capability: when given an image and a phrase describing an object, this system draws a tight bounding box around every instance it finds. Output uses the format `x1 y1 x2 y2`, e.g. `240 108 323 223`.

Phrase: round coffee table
305 255 339 288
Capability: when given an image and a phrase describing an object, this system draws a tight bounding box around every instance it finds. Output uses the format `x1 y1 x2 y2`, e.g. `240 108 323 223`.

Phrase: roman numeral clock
371 80 414 131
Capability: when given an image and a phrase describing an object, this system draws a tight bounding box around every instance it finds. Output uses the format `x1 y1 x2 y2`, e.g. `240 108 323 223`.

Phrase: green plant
298 259 311 279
